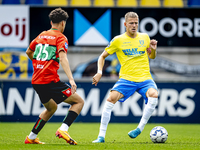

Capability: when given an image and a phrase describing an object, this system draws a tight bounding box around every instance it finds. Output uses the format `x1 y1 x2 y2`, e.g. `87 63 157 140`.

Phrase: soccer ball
150 126 168 143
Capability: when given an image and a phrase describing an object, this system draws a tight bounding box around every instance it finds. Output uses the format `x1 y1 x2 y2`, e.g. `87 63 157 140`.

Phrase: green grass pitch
0 123 200 150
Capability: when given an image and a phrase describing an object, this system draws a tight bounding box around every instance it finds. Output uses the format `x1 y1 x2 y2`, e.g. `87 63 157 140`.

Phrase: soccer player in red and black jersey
25 8 84 145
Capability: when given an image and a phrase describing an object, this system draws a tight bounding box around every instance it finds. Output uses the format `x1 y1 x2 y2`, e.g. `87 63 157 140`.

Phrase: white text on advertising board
0 6 29 48
0 88 196 117
120 17 200 38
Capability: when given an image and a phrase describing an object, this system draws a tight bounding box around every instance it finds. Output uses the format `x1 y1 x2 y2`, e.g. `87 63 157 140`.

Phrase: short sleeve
29 32 45 51
145 34 150 48
57 35 68 53
105 37 118 55
29 38 37 51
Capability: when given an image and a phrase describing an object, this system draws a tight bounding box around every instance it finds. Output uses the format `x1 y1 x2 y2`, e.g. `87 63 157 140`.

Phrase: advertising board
29 7 200 46
0 6 29 48
0 81 199 123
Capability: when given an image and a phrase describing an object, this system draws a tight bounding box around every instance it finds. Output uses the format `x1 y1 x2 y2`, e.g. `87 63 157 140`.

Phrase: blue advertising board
0 81 199 123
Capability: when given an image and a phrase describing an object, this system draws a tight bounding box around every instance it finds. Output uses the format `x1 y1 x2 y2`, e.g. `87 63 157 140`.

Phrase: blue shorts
111 78 158 104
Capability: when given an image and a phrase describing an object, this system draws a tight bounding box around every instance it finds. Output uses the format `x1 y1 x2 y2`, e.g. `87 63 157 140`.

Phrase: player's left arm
147 39 158 59
59 50 77 94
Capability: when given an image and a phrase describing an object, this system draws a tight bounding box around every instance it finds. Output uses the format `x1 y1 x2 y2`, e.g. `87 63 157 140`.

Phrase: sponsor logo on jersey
122 48 145 57
39 35 55 39
123 42 131 44
65 42 68 49
36 64 44 69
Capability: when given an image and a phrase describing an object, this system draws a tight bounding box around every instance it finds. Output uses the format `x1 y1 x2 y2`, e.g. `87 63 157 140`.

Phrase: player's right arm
26 34 41 61
26 47 34 61
92 50 109 86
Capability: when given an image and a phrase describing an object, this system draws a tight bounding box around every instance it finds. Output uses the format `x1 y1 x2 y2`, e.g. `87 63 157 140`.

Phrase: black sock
63 111 78 127
32 118 47 134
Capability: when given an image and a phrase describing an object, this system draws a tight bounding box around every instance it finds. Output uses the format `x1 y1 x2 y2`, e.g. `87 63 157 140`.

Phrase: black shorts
32 80 72 104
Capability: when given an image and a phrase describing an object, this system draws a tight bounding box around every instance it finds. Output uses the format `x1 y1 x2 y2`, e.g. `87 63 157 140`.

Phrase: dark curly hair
49 8 69 23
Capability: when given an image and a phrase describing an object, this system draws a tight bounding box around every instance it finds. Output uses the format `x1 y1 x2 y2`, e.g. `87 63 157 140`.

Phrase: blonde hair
125 12 138 22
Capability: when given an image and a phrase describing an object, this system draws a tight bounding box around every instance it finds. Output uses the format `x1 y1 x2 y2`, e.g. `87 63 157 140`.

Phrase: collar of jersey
51 28 58 30
125 32 138 39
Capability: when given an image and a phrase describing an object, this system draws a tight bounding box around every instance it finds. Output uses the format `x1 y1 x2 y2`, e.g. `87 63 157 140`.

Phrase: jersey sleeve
57 35 68 53
145 34 150 48
29 32 45 51
29 38 37 51
105 37 118 55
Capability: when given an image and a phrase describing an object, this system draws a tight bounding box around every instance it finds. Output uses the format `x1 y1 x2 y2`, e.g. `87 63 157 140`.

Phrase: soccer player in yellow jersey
92 12 158 143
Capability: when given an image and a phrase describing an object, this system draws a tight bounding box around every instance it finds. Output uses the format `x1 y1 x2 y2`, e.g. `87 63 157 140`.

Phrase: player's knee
106 91 121 104
106 97 116 104
74 97 84 110
147 89 158 98
51 104 58 113
151 91 158 98
46 104 57 115
79 98 84 108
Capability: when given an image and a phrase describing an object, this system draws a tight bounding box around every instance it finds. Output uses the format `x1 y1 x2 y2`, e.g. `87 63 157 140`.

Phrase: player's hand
69 79 77 94
147 47 151 54
92 73 102 86
150 39 158 50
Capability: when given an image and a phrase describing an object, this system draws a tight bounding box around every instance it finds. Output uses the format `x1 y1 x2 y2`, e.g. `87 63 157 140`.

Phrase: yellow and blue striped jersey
105 32 152 82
